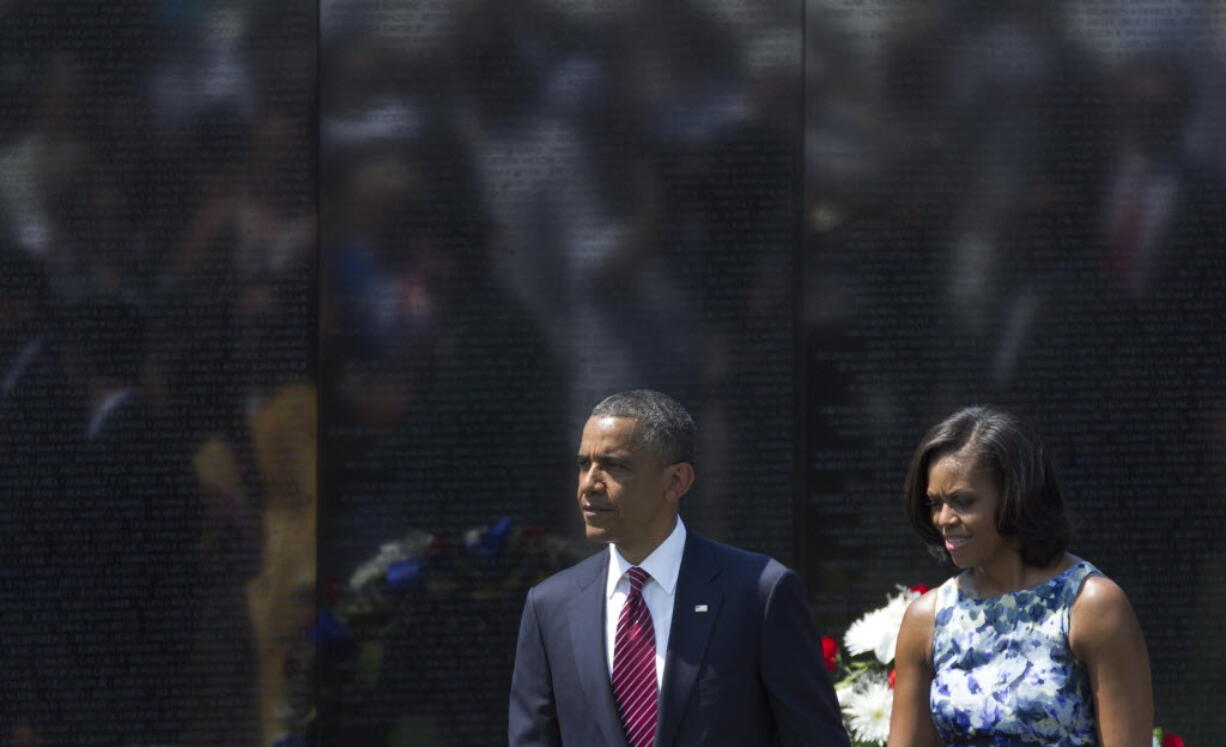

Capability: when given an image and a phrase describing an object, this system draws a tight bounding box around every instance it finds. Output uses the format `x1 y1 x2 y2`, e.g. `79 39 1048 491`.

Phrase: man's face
576 416 678 563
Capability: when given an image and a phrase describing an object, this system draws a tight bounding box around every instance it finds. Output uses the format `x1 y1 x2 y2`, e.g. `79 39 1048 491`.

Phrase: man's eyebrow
576 453 631 465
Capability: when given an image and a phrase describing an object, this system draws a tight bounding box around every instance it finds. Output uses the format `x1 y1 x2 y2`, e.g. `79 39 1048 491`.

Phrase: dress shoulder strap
930 573 964 640
1055 561 1103 607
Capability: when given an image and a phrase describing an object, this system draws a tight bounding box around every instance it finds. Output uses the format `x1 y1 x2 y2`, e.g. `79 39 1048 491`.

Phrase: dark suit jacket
509 531 849 746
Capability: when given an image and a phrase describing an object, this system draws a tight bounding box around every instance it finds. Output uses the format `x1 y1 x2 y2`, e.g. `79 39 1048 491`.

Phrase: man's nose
580 467 604 493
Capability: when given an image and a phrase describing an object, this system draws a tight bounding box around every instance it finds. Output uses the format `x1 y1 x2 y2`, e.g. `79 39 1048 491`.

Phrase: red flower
909 584 931 595
889 668 897 689
1162 735 1184 747
428 531 450 553
820 636 839 672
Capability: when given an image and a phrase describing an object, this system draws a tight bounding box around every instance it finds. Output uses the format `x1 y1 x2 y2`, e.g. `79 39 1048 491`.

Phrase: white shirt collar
606 516 687 599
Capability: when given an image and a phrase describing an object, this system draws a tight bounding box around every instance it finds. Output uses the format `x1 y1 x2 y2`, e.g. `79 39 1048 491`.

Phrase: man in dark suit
509 390 848 746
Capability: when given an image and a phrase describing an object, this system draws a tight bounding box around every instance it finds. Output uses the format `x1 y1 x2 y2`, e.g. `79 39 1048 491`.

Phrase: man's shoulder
527 546 607 605
685 532 793 588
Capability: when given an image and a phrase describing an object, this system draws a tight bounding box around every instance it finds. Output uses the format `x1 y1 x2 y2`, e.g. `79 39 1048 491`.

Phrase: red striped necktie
612 566 657 747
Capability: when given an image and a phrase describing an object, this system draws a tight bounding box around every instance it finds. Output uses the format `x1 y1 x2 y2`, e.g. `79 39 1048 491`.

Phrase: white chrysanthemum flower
844 585 917 664
843 606 888 660
841 678 893 745
834 680 855 708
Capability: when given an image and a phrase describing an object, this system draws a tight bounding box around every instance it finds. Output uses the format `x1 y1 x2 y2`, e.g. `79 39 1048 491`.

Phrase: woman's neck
968 551 1074 598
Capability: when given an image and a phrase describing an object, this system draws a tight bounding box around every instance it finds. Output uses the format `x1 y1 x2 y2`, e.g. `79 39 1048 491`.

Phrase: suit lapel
656 534 722 747
566 551 628 747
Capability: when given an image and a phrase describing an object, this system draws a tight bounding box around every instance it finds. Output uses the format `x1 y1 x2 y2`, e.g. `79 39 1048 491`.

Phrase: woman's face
926 452 1013 570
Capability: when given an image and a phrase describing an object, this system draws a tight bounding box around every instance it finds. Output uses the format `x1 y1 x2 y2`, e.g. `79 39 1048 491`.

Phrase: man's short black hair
589 389 696 465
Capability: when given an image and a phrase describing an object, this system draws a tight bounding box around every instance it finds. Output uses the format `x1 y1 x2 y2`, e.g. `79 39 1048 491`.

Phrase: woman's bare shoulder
896 586 941 666
903 586 940 625
1069 571 1141 658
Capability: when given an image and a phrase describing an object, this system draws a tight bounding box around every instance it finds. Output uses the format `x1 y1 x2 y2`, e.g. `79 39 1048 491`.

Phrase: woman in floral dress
889 407 1152 746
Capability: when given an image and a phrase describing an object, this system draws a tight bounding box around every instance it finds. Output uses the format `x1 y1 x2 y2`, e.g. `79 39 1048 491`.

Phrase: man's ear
664 462 695 504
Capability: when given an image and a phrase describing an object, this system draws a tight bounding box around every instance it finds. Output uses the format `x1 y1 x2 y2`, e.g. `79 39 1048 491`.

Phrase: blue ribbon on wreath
386 558 424 592
469 516 514 560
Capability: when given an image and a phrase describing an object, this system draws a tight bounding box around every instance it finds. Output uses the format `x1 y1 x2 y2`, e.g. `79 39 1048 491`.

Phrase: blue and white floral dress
929 561 1100 746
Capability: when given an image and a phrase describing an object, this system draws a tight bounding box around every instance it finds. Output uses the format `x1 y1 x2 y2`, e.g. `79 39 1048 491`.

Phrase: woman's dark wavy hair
903 406 1071 567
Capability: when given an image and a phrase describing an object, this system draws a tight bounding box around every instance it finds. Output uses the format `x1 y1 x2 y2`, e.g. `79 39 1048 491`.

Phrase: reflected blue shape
386 558 424 592
470 516 514 559
312 608 354 657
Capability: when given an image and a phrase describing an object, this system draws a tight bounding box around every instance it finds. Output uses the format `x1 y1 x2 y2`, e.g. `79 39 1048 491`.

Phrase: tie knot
626 566 650 592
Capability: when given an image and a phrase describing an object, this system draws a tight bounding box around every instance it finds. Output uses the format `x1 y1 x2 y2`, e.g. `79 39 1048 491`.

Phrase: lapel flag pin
694 604 709 613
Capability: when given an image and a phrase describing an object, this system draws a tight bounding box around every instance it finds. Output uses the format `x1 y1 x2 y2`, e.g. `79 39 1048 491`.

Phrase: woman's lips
944 536 970 552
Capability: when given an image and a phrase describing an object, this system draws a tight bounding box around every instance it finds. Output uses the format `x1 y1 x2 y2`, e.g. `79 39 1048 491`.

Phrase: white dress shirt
605 516 686 691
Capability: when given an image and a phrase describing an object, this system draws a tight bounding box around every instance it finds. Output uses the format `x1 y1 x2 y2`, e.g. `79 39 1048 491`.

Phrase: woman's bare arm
1069 575 1153 747
888 591 942 747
